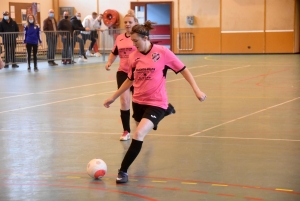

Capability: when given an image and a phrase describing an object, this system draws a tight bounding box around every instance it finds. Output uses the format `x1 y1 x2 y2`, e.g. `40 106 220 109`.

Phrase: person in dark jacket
24 14 42 72
43 9 58 66
70 13 89 61
0 11 19 68
57 11 73 64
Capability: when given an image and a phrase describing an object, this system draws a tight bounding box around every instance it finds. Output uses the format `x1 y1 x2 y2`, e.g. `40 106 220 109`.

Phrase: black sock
120 110 130 133
120 139 143 172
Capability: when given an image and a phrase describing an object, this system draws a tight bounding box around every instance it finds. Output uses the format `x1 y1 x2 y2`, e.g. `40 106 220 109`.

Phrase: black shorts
116 71 133 92
132 102 166 130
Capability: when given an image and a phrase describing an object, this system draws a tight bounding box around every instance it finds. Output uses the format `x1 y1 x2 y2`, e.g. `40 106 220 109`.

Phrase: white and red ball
87 159 107 179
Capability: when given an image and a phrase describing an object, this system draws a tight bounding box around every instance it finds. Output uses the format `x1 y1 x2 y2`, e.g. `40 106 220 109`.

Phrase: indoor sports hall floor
0 54 299 201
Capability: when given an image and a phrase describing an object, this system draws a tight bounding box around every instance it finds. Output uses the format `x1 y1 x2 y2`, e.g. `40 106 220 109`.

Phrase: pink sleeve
127 57 134 80
164 47 185 73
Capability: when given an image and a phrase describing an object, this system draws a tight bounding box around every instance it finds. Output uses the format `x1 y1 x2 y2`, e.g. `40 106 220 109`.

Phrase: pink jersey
112 33 136 73
128 44 185 109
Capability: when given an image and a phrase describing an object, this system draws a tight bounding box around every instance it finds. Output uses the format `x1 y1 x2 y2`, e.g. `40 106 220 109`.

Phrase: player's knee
133 130 145 141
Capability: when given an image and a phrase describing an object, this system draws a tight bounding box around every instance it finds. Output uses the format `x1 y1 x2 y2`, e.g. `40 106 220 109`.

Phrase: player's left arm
180 68 206 102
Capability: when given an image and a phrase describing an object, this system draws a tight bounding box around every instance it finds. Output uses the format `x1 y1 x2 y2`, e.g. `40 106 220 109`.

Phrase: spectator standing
81 12 103 57
70 12 89 61
24 14 42 72
43 9 58 66
57 11 73 65
0 11 20 68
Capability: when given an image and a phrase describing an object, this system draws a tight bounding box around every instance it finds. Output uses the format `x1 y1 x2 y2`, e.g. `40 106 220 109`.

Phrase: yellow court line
66 176 81 179
38 175 53 178
212 184 228 187
152 180 167 183
181 182 197 185
275 188 293 192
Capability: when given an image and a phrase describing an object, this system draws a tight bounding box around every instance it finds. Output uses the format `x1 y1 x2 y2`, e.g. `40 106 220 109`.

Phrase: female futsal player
105 11 175 141
105 10 138 141
104 21 207 183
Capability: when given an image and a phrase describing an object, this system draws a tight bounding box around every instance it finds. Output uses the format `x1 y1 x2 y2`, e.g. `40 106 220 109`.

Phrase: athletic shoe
83 54 88 60
34 67 39 72
12 63 19 68
27 66 31 71
4 64 9 68
94 52 101 57
165 103 176 116
48 61 55 66
120 131 130 141
116 170 128 184
86 50 94 57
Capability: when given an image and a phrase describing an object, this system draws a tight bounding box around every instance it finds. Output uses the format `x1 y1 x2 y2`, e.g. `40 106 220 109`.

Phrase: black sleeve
112 45 118 55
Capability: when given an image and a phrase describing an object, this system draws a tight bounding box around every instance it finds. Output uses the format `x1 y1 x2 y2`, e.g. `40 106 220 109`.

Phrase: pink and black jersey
112 33 136 73
127 44 185 109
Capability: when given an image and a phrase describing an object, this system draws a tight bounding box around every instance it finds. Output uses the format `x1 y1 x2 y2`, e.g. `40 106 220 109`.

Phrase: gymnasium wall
0 0 52 29
22 0 298 54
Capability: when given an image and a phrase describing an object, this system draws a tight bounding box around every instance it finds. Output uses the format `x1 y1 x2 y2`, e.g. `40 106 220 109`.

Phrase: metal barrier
0 32 26 64
177 32 194 51
0 29 126 64
100 28 125 62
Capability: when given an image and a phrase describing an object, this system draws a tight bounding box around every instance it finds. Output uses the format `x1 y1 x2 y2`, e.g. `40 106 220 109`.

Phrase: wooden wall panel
222 0 264 31
265 32 294 53
221 33 265 53
266 0 294 30
173 28 220 54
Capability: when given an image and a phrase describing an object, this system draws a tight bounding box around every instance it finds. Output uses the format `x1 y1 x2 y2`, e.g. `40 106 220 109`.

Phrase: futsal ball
87 159 107 179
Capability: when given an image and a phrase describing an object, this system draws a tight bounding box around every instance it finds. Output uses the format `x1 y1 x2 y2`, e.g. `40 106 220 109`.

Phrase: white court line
0 65 250 114
189 97 300 136
0 91 114 114
167 65 251 83
1 129 299 142
188 65 207 69
0 65 208 101
0 80 116 100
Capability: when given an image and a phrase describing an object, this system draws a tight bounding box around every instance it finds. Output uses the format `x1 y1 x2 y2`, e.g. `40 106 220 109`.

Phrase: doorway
131 2 173 50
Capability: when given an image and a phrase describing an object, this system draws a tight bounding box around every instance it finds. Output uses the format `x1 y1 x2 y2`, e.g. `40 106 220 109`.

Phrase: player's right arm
105 53 117 70
104 78 133 108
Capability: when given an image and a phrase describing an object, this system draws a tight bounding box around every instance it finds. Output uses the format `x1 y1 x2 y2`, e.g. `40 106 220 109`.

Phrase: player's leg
116 118 153 183
117 71 132 141
116 104 165 183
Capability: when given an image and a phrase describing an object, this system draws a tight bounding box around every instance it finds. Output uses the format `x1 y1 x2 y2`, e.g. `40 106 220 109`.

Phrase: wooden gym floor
0 54 299 201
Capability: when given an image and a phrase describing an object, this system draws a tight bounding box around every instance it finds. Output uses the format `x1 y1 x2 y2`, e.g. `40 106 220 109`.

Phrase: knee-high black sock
120 110 130 133
120 139 143 173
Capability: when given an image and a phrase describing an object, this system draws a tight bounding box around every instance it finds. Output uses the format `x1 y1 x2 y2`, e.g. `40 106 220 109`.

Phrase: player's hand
85 27 90 31
103 97 115 108
105 62 111 71
197 91 207 102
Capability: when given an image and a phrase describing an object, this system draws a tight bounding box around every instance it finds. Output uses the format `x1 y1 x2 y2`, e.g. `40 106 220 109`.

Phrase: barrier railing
177 32 194 51
100 28 125 62
0 29 126 64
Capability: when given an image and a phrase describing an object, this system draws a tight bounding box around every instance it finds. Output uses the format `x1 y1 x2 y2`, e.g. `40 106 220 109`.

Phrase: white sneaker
94 52 102 57
120 131 130 141
86 50 93 57
78 56 87 62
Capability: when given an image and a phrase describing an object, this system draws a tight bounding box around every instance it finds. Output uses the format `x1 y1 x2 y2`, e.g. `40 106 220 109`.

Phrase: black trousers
3 40 16 64
26 43 38 67
61 36 72 60
82 33 96 51
46 34 58 62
